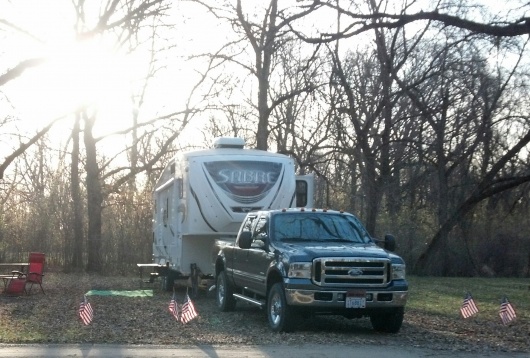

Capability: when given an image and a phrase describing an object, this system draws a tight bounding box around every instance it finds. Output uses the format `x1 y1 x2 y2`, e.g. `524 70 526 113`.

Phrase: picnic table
136 263 172 288
137 263 164 280
0 262 29 274
0 263 29 291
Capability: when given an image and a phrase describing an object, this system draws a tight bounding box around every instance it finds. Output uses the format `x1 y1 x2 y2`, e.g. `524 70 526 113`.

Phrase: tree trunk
373 23 395 233
237 0 278 151
70 112 84 270
415 198 475 275
83 111 103 273
363 155 379 235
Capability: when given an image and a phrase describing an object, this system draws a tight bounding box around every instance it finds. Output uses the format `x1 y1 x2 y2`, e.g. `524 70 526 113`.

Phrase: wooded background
1 0 529 277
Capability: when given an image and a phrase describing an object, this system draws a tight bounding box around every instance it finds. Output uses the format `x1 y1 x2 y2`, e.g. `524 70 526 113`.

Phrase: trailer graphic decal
203 161 283 204
190 187 218 232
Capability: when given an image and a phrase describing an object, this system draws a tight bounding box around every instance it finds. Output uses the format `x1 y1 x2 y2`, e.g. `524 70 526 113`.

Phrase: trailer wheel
216 270 236 311
267 283 296 332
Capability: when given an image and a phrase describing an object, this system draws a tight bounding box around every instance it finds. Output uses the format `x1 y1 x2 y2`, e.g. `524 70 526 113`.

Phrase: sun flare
48 41 131 108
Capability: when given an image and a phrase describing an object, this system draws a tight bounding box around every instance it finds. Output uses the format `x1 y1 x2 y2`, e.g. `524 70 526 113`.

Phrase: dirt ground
0 272 528 355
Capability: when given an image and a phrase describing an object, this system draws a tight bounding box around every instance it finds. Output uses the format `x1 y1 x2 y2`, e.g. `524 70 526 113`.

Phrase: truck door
240 215 273 297
232 214 258 289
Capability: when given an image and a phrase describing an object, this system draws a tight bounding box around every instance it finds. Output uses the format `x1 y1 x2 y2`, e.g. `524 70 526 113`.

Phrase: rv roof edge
213 137 245 149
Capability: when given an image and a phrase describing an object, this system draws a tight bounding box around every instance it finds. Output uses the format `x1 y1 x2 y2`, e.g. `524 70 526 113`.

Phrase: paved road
0 344 527 358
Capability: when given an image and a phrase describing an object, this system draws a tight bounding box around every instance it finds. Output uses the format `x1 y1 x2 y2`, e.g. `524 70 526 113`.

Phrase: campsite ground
0 272 528 355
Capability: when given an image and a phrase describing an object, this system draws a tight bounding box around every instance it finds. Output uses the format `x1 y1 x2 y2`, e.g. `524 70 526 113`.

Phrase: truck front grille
313 257 389 287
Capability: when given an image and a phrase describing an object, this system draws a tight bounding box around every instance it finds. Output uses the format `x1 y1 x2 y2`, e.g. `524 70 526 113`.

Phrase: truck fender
265 261 286 292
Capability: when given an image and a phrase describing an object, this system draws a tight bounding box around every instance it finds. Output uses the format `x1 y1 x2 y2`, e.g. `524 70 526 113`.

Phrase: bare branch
289 2 530 43
0 114 65 179
0 58 46 86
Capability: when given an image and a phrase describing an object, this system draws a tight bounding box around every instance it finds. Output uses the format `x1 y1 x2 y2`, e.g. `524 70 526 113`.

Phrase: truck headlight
288 262 312 279
392 263 406 280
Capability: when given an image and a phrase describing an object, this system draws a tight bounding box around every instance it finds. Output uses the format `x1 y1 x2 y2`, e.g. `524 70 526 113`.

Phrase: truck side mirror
238 231 253 249
384 234 396 252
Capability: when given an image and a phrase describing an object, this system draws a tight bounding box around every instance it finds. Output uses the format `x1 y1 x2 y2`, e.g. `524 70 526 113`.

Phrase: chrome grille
313 257 389 287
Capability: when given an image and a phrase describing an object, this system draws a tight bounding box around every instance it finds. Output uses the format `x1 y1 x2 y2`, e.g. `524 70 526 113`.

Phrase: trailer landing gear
190 263 200 298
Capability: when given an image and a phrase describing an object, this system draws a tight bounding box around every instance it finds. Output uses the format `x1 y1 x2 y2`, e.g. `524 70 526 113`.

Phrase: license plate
345 290 366 308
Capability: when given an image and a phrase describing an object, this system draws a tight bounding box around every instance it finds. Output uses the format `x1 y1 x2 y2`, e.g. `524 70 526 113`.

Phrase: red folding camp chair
12 252 46 294
4 276 26 296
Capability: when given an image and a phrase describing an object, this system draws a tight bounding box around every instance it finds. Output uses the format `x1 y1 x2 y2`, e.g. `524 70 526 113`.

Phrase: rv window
296 180 308 207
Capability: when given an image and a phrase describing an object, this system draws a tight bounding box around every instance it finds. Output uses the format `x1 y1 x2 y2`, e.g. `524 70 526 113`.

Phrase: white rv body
152 138 313 279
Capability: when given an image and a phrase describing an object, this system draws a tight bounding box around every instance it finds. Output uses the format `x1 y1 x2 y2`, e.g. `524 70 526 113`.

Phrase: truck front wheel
267 283 296 332
370 307 404 333
216 270 236 311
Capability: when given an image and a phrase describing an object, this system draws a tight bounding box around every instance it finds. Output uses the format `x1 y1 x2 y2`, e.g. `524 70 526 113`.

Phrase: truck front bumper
285 288 408 308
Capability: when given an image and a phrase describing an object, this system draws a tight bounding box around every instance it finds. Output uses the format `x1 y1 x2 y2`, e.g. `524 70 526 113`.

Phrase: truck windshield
272 213 372 244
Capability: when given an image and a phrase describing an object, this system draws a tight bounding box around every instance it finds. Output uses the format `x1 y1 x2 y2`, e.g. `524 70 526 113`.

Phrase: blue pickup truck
214 208 408 332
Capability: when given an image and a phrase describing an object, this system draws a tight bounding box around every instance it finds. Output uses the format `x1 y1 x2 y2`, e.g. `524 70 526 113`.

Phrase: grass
408 275 529 320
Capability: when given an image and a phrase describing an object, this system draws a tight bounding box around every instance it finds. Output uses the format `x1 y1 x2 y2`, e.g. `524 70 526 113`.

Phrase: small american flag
499 297 516 325
460 292 479 319
79 295 94 325
168 292 180 321
180 293 198 324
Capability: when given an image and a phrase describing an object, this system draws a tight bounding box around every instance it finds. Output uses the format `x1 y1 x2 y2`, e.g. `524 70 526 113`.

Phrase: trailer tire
216 270 236 311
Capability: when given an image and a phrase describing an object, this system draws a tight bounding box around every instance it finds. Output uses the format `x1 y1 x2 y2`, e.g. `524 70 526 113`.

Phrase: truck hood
276 241 392 260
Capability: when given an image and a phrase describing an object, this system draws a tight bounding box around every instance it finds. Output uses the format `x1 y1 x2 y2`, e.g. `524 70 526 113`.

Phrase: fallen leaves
0 272 528 354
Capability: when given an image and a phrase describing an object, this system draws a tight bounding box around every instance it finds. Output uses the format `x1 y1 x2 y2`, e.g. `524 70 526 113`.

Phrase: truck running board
233 293 266 308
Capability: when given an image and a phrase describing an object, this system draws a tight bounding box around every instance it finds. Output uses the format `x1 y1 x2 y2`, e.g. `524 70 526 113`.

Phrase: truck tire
370 307 404 333
216 270 236 311
267 283 296 332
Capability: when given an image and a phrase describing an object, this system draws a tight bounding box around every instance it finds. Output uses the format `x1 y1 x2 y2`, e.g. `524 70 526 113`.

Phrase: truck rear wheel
370 307 404 333
267 283 296 332
216 270 236 311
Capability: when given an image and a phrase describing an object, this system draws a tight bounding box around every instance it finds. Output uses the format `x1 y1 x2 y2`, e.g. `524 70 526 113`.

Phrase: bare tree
190 0 319 150
284 0 530 274
392 33 530 274
288 1 530 42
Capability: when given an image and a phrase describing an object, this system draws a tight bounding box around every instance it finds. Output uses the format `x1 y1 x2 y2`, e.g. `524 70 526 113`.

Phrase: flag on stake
499 297 516 325
169 292 180 321
79 295 94 325
180 293 198 324
460 292 479 318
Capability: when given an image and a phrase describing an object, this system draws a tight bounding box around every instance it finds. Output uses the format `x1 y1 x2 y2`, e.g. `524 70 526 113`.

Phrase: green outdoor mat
86 290 153 297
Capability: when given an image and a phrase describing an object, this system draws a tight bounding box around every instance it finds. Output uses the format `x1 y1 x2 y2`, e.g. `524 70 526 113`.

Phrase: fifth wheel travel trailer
149 137 314 292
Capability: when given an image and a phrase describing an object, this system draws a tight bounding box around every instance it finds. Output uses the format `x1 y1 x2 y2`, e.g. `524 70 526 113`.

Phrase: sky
0 0 526 162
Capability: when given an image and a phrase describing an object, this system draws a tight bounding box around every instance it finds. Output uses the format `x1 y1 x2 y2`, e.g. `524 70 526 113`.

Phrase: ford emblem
348 268 363 276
